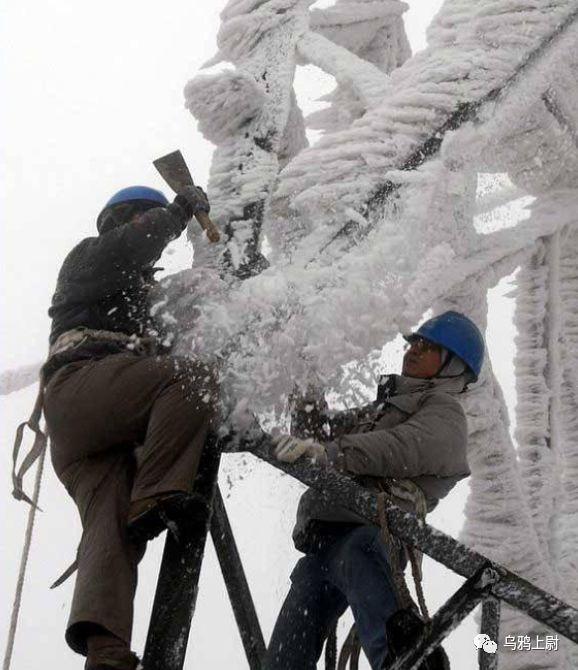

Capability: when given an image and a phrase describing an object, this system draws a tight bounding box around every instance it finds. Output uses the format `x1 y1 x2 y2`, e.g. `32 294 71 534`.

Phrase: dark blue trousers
265 526 400 670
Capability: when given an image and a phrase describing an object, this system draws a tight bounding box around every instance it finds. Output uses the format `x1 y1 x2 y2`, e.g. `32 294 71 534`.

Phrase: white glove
272 434 327 466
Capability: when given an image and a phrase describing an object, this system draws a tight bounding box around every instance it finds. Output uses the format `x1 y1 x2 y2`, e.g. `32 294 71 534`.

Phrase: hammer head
153 149 221 244
153 150 195 194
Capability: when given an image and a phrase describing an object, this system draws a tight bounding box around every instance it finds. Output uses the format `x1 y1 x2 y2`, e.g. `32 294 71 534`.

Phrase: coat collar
376 373 465 413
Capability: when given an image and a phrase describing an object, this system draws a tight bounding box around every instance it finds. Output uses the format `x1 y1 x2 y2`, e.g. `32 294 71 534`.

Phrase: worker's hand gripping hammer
153 150 221 243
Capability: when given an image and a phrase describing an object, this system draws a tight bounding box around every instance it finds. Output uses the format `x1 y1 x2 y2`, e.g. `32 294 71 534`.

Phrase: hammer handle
195 211 221 243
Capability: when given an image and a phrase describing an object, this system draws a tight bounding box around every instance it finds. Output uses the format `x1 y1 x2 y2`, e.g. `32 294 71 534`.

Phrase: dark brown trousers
43 353 218 655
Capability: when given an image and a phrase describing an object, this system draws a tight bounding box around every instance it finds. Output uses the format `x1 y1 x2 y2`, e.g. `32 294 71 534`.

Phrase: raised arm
85 202 188 271
52 186 212 308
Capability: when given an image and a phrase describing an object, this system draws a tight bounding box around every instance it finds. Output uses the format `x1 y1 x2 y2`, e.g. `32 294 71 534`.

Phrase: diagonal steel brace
237 433 578 645
388 565 501 670
210 485 267 668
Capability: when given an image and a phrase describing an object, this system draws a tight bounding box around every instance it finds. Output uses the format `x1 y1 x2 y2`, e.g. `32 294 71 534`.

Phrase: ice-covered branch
297 31 391 109
542 90 578 151
512 240 560 566
184 0 312 276
451 275 564 670
473 185 528 218
552 225 578 666
305 0 410 133
272 2 578 257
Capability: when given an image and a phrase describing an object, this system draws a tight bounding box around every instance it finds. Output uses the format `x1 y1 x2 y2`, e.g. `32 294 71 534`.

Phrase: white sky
1 0 445 369
1 1 519 669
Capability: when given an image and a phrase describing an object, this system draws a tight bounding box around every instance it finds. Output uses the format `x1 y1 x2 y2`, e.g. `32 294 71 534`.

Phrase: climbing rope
377 492 416 612
325 624 337 670
407 545 430 623
337 625 361 670
3 443 47 670
333 489 431 669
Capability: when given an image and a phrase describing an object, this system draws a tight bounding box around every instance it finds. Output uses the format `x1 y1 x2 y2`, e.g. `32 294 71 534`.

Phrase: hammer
153 150 220 243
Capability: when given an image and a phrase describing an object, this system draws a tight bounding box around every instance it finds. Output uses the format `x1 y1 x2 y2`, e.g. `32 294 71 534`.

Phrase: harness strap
49 327 158 358
377 493 415 611
50 559 78 589
325 624 337 670
12 371 48 510
388 479 428 583
337 625 360 670
377 488 430 622
13 327 153 511
408 546 430 622
335 485 430 667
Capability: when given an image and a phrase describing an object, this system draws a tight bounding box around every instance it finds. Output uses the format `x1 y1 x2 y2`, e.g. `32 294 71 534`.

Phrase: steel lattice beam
389 566 499 670
479 599 501 670
210 485 266 668
234 434 578 645
143 438 221 670
317 7 578 258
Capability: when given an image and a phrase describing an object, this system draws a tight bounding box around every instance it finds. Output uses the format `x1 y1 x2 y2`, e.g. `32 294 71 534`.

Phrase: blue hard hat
105 185 168 208
97 185 169 233
405 311 485 380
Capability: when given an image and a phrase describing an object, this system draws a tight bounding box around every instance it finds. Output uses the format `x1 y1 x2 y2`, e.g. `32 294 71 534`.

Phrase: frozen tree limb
297 31 391 109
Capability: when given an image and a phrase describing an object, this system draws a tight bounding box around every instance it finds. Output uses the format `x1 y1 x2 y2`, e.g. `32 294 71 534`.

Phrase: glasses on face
404 336 441 354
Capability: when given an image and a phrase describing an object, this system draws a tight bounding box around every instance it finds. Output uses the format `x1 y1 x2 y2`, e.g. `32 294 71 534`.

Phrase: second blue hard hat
405 311 485 380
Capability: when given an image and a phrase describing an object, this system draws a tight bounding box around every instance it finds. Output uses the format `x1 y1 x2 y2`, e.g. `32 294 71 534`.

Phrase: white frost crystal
172 2 578 667
185 71 266 145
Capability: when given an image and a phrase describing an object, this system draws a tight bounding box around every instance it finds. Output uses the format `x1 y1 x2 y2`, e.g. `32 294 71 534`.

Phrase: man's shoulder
55 235 117 290
60 234 111 266
63 235 99 258
419 388 466 417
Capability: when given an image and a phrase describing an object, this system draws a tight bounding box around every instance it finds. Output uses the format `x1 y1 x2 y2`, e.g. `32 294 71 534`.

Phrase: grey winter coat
292 374 469 552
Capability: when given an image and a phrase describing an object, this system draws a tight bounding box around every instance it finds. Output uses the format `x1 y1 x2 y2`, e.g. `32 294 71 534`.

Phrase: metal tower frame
142 435 578 670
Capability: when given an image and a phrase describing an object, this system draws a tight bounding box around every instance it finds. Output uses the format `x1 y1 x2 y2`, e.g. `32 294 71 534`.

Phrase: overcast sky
1 1 518 669
1 0 445 370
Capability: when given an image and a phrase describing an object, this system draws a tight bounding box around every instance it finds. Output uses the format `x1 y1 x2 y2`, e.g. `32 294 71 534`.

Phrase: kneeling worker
266 311 484 670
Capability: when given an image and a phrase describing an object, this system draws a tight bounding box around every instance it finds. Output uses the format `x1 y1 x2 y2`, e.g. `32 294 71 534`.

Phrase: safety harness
11 328 157 508
336 480 430 670
11 369 48 509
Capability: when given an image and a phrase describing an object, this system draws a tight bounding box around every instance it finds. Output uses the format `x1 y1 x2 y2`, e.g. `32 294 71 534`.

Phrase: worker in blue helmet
96 185 170 234
403 311 485 383
265 312 484 670
39 182 219 670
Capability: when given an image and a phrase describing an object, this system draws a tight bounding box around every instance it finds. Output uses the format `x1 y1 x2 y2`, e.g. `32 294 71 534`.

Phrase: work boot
85 633 142 670
127 492 189 543
382 608 450 670
85 651 141 670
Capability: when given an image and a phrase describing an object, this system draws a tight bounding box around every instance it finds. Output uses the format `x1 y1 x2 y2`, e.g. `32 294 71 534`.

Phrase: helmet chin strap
435 350 467 378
